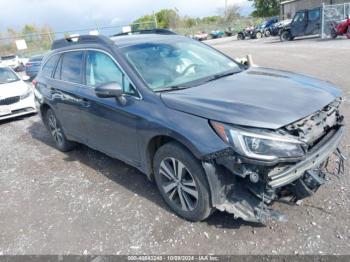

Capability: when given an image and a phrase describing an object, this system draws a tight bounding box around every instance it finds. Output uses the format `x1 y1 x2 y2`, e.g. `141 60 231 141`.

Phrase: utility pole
153 11 158 28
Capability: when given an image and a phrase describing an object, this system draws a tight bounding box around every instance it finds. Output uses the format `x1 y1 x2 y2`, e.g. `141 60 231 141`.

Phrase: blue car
25 55 43 79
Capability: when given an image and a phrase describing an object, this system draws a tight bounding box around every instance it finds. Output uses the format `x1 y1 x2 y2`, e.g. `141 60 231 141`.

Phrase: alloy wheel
48 114 64 146
159 157 199 211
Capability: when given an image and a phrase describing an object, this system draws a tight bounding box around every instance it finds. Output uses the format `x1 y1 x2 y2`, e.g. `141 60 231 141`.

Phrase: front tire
280 30 292 41
153 142 212 221
255 32 262 39
45 109 75 152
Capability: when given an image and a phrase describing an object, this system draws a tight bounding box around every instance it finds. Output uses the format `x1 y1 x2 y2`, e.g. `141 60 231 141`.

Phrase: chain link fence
0 21 157 58
321 2 350 38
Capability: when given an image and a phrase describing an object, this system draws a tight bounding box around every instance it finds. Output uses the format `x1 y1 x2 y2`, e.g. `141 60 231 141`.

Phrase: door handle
81 98 90 107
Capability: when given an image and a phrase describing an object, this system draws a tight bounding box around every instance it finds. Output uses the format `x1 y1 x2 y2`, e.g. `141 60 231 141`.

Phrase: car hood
0 80 28 98
160 67 341 129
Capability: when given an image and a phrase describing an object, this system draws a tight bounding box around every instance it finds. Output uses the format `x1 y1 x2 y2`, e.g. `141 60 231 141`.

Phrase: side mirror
95 82 126 105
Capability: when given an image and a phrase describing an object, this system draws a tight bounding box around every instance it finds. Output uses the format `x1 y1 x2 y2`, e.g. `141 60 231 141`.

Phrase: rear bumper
268 126 344 188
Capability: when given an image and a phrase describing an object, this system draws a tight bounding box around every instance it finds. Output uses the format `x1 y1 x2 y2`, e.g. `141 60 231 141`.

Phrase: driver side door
78 50 141 166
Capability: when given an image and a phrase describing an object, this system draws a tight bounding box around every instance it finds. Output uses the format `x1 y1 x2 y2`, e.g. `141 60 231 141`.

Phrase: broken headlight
211 121 305 161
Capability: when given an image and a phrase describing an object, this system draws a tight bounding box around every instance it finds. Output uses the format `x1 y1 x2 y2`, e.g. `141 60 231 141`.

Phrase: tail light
32 79 38 88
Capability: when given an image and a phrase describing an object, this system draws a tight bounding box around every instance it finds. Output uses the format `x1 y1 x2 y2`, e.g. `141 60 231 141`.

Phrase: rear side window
61 51 83 84
308 9 320 22
41 54 59 77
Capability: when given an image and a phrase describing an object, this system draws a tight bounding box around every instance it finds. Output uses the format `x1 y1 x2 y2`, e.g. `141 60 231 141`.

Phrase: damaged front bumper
202 126 345 224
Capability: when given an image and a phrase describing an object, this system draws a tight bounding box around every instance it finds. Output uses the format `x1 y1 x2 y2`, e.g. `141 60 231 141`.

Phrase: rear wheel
237 33 245 40
45 109 75 152
255 32 262 39
280 30 292 41
264 30 271 37
153 142 212 221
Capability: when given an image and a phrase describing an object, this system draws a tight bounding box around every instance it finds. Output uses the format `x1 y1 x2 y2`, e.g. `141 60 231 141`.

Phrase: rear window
60 51 83 84
41 54 59 77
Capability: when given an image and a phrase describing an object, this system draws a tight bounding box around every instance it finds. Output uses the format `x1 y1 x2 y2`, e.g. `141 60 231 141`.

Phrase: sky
0 0 253 34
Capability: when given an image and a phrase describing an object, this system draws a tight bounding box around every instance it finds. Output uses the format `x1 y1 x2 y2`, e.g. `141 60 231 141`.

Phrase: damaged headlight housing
210 120 305 161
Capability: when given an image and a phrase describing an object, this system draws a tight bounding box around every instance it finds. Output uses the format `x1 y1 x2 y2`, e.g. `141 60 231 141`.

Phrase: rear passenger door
305 8 321 35
50 51 88 142
79 50 140 165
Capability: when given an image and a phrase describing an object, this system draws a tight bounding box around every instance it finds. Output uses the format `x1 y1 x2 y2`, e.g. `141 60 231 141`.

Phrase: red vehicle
331 15 350 39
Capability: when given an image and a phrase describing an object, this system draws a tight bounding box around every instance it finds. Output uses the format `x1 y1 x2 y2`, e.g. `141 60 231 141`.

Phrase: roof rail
112 28 177 37
51 35 114 50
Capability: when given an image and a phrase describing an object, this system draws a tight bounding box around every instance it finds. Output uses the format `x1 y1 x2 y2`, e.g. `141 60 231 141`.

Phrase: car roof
111 34 187 48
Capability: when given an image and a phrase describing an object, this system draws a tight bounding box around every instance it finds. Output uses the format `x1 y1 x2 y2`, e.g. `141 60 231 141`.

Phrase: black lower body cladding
201 126 345 223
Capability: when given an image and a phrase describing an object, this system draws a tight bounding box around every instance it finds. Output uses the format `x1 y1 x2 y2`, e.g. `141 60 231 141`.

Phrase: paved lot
0 36 350 255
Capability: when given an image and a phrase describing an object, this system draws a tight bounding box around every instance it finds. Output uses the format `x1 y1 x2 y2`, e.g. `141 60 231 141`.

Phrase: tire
45 109 75 152
280 30 292 42
346 27 350 39
237 33 245 40
264 30 271 37
255 32 262 39
153 142 212 221
331 28 338 39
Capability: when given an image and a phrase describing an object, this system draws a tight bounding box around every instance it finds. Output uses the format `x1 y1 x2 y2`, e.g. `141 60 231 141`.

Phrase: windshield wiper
154 85 190 92
206 70 240 83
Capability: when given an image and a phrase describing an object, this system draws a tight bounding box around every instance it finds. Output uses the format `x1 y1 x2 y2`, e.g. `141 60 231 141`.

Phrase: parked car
1 55 24 72
210 30 224 39
0 65 36 121
193 32 208 41
34 32 344 223
259 17 279 37
270 19 292 36
25 55 44 79
280 7 321 41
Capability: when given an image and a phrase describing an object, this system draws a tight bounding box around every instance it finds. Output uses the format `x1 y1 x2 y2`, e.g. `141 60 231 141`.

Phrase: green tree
249 0 279 17
131 14 155 31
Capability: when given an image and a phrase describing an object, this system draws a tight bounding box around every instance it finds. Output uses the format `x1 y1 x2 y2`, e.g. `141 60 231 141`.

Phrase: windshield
1 55 16 61
121 38 241 91
0 67 19 84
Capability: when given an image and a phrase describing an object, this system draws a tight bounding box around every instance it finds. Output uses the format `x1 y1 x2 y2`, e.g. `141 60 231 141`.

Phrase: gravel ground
0 36 350 255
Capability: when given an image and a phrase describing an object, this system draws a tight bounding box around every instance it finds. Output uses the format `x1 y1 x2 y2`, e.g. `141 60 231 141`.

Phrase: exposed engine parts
206 98 345 223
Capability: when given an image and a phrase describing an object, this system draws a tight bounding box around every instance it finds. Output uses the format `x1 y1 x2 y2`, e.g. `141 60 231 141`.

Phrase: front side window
121 38 241 91
293 12 305 23
85 51 123 87
61 51 83 84
42 54 59 78
0 67 19 84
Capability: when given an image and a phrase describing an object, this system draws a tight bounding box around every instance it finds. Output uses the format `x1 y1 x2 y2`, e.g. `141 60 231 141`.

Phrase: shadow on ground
27 119 263 229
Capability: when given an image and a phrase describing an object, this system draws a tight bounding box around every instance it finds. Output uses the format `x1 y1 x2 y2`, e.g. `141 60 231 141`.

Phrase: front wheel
45 109 75 152
280 30 292 41
255 32 262 39
153 142 212 221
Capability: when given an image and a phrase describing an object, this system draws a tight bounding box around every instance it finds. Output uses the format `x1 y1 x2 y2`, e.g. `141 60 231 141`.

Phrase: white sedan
0 65 37 121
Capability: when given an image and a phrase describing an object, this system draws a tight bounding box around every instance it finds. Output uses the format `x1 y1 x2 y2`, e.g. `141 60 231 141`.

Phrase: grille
0 96 20 105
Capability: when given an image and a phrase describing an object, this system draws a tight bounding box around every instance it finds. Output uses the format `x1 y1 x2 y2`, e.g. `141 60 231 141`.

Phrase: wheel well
146 135 195 179
40 103 51 125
